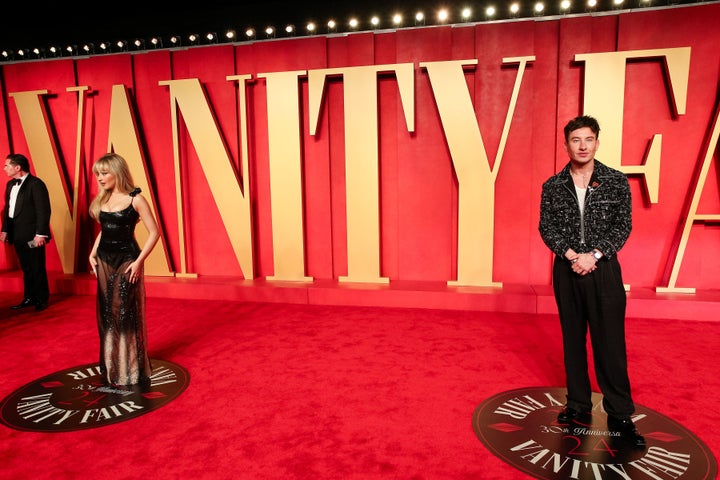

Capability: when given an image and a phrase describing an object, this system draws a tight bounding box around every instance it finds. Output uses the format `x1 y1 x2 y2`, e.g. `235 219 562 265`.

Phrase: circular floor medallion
0 359 189 432
473 387 717 480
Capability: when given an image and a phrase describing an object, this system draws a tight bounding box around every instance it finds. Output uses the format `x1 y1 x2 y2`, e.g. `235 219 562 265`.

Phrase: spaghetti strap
129 187 142 204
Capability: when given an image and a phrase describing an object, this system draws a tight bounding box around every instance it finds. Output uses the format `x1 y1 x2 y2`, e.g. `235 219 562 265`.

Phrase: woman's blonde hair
89 153 136 221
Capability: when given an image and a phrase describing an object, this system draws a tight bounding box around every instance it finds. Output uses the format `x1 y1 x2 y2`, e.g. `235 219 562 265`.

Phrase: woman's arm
125 194 160 282
89 232 101 275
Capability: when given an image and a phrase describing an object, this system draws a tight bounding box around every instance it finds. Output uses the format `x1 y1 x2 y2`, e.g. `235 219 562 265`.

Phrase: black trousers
14 240 49 304
552 254 635 418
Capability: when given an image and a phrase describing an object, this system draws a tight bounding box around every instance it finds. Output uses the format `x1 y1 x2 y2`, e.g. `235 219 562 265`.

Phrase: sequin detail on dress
96 194 151 386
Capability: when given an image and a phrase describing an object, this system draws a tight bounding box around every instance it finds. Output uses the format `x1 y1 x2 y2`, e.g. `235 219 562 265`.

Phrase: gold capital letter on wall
576 47 691 203
67 86 89 274
227 74 255 280
107 85 173 277
159 78 255 279
10 90 77 273
422 57 534 287
257 70 312 282
656 105 720 294
308 63 415 284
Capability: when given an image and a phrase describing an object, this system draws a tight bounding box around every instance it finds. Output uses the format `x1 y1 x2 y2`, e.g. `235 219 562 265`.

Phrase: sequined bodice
98 203 140 254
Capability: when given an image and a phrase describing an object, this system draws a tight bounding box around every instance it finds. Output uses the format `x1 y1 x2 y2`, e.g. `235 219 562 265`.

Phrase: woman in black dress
88 153 160 387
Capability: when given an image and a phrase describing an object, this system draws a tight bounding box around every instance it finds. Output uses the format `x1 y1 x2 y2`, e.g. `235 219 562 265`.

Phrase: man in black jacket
1 153 52 312
539 115 645 448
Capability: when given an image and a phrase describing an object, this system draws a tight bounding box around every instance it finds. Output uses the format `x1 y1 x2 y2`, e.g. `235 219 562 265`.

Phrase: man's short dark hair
6 153 30 173
563 115 600 142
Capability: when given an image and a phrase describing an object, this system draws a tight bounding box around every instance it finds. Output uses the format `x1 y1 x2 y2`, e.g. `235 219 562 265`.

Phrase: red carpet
0 292 717 479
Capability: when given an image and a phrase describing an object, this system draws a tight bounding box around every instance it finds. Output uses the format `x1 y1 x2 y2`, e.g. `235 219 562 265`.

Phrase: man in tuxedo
1 153 52 311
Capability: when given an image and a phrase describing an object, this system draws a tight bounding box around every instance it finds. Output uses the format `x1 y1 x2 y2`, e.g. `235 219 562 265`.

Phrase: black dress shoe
35 302 48 312
11 298 36 309
557 406 590 423
607 416 646 448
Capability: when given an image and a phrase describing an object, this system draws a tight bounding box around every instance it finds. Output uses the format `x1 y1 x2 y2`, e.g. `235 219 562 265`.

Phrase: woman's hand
124 260 143 284
89 253 98 276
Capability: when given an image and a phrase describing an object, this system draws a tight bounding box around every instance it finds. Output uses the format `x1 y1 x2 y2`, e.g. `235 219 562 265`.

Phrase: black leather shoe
11 298 36 309
607 416 646 448
35 302 48 312
557 406 590 423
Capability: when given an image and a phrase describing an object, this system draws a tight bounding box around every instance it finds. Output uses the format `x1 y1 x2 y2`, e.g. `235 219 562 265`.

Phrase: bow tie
12 179 22 186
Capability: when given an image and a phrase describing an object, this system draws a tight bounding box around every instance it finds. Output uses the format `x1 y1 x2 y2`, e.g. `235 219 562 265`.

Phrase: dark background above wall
2 1 441 51
1 0 709 54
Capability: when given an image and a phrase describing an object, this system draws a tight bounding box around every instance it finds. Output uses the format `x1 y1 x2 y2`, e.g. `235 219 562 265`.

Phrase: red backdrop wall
0 3 718 293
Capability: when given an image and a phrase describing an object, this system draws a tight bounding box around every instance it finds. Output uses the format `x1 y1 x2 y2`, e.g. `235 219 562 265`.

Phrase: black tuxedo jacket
2 174 52 244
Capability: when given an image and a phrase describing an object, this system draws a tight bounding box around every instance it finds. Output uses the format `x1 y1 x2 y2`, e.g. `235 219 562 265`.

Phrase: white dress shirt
8 174 27 218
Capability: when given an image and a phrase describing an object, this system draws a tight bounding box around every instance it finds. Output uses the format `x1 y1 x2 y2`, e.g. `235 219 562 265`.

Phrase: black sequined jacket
539 160 631 259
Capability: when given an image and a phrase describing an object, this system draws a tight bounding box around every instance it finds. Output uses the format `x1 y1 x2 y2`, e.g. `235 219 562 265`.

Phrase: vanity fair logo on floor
473 387 717 480
0 359 189 432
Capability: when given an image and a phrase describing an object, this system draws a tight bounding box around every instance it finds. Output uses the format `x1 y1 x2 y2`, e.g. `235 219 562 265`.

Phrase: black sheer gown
96 188 151 387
